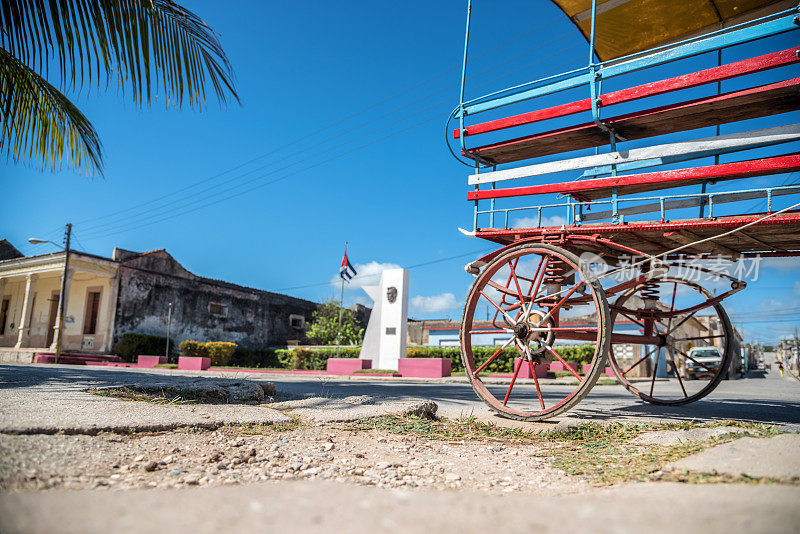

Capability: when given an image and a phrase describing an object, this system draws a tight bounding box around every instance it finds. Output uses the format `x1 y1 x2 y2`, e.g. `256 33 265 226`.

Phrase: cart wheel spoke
473 337 515 376
608 277 733 406
528 359 546 411
621 346 658 376
460 244 609 421
649 348 660 396
508 259 525 302
503 356 524 406
545 344 582 382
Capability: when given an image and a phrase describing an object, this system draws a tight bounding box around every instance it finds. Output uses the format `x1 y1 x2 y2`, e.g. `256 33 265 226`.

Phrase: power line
271 247 494 292
78 52 586 241
71 16 562 229
77 38 578 238
77 33 576 235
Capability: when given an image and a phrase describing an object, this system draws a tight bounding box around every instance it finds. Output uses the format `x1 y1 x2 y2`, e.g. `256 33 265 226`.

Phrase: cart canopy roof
550 0 791 61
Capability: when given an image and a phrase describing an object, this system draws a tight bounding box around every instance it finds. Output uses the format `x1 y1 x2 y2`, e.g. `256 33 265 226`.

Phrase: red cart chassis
447 0 800 420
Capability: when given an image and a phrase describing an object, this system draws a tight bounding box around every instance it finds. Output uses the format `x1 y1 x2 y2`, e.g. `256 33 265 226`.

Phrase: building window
209 302 228 317
289 314 305 329
83 291 101 335
0 299 9 335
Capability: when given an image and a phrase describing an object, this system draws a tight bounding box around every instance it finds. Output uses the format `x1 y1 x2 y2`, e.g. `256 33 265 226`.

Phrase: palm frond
0 0 239 108
0 46 103 175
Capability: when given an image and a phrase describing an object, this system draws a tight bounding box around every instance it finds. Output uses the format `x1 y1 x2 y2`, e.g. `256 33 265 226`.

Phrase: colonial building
0 241 318 362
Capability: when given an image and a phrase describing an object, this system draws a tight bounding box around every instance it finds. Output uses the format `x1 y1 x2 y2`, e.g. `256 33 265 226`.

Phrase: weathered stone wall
112 251 318 350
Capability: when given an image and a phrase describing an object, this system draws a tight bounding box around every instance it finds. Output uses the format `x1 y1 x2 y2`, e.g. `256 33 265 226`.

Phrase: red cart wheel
608 277 733 405
460 243 610 421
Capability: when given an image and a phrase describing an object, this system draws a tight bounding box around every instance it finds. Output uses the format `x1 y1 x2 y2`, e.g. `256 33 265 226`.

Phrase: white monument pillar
359 268 409 370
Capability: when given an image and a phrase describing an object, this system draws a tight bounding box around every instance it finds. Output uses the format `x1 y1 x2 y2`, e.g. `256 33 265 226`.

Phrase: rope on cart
540 199 800 301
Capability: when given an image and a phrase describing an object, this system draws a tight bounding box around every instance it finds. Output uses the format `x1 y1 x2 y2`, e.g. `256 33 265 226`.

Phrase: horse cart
448 0 800 420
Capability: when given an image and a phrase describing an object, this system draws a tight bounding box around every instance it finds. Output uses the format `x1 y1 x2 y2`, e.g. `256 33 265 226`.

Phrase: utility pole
55 223 72 364
165 302 172 361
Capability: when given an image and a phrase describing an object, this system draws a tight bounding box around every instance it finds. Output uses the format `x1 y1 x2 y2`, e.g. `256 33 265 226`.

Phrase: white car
686 346 723 379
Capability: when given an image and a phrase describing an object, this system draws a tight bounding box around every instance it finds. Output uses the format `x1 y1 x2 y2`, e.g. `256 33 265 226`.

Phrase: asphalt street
1 364 798 430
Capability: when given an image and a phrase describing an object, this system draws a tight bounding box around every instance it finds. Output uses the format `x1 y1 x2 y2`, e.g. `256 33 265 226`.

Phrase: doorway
46 292 59 347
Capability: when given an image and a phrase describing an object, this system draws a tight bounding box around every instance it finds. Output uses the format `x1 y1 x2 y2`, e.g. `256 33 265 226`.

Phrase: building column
15 274 37 348
0 278 7 298
49 268 74 351
102 273 120 353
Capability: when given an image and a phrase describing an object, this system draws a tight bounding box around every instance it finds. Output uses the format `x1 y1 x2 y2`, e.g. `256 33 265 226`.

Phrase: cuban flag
340 246 357 282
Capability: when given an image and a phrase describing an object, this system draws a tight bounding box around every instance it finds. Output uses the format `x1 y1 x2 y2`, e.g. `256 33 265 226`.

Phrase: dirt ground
0 422 588 495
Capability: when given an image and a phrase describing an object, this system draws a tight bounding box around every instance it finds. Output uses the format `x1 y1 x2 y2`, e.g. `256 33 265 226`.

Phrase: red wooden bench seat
455 47 800 140
467 153 800 201
465 77 800 165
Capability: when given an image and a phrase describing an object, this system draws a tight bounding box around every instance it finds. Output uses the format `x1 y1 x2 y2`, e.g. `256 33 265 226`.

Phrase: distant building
0 242 318 362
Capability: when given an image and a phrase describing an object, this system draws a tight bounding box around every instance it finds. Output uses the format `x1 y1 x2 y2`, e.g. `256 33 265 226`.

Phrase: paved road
265 367 800 429
2 364 798 430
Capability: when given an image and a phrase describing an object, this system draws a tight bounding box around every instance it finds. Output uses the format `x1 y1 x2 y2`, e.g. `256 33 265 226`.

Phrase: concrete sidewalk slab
1 480 798 534
631 426 748 446
0 390 291 434
668 433 800 479
270 395 437 423
0 371 293 434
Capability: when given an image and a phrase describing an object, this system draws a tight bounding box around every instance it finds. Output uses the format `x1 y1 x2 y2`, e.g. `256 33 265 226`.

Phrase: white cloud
761 257 800 271
511 215 567 229
410 293 459 313
330 261 401 290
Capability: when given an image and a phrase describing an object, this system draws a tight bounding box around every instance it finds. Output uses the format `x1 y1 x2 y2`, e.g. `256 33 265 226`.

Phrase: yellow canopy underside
550 0 790 61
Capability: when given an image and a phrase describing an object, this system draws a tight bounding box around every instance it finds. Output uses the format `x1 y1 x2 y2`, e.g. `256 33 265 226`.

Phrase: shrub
116 333 174 363
271 347 360 370
179 340 207 358
306 301 364 345
178 340 237 366
205 341 237 366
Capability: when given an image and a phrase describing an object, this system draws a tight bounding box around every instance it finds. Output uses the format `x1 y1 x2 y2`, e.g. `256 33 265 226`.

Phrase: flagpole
337 242 346 357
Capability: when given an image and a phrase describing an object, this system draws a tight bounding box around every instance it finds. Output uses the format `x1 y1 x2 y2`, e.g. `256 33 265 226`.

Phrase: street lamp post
165 302 172 361
29 223 72 364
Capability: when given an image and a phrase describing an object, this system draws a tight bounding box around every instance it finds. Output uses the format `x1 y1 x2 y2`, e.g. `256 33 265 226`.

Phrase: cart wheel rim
460 243 610 421
608 276 733 406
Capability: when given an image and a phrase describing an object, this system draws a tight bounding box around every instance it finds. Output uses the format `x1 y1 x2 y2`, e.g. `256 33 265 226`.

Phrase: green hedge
406 345 595 373
275 348 360 370
179 340 237 366
116 333 174 363
221 344 595 372
229 347 359 370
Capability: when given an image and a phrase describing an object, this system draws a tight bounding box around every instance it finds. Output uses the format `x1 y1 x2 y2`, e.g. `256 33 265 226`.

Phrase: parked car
686 347 723 380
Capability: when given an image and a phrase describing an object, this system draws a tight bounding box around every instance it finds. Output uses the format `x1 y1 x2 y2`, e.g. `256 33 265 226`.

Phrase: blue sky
2 1 799 344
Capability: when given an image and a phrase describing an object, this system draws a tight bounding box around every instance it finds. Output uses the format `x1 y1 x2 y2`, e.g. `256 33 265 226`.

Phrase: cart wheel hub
513 322 530 339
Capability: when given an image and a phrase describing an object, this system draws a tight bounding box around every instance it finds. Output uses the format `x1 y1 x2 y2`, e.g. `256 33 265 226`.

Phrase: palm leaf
0 0 239 108
0 46 103 175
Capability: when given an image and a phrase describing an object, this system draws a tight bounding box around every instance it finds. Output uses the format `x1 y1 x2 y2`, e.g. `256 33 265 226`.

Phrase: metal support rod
700 49 724 218
699 180 708 217
588 0 598 65
458 0 473 152
55 223 71 364
489 166 497 228
165 302 172 361
457 0 493 168
459 0 473 112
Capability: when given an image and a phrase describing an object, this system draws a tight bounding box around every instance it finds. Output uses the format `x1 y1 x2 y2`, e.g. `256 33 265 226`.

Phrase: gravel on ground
0 422 586 494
